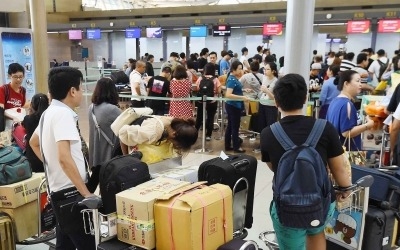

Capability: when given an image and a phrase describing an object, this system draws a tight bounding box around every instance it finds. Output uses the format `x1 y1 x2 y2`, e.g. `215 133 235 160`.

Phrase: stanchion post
314 99 320 119
195 95 212 153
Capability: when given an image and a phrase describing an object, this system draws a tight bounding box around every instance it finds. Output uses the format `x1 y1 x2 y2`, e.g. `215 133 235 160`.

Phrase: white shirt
34 100 87 192
240 55 249 70
368 57 389 86
129 70 142 101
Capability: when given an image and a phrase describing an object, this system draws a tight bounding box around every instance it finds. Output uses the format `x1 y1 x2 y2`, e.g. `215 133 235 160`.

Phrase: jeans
195 101 218 137
225 104 242 149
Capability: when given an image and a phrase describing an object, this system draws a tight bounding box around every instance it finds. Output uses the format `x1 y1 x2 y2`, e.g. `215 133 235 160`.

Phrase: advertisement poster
0 30 36 100
263 23 283 36
378 19 400 33
347 20 371 33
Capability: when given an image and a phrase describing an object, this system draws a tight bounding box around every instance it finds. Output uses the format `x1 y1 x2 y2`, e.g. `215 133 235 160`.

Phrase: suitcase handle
239 240 259 250
231 159 249 173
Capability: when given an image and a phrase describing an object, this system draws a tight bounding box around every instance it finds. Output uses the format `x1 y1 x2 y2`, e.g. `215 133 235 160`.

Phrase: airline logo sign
378 19 400 33
347 20 370 33
263 23 283 36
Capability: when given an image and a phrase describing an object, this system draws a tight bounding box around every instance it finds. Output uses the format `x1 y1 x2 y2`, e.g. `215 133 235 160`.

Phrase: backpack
99 154 150 214
197 76 215 102
110 70 129 85
270 119 331 229
0 146 32 185
377 59 389 82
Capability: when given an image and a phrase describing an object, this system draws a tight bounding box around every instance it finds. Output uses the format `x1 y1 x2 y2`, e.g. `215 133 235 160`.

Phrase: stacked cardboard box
116 177 190 249
154 182 233 250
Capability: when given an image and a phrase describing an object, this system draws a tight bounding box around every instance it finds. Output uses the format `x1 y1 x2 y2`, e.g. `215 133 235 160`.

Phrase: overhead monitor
125 28 141 38
346 20 370 33
68 30 82 40
262 23 283 36
190 26 207 37
212 25 231 37
146 27 162 38
86 29 101 40
378 19 400 33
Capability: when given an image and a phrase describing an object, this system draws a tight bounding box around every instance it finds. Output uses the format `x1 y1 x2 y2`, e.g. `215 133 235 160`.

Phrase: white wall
205 36 224 55
269 32 285 59
139 38 163 62
376 33 400 58
228 29 246 55
110 32 126 68
317 33 327 57
346 33 372 54
166 30 183 55
245 35 263 57
125 37 137 61
189 37 205 55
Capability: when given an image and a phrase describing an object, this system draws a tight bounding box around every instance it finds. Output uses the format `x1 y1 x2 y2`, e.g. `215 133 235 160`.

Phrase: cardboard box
116 177 190 249
154 183 233 250
0 200 38 241
150 166 199 183
0 173 45 208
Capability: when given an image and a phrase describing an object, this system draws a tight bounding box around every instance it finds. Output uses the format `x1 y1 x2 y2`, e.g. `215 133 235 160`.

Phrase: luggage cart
259 175 374 250
15 177 56 249
233 177 249 239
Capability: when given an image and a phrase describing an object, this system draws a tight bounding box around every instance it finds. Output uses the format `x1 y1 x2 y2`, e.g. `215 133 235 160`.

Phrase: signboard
68 30 82 40
378 19 400 33
0 29 36 100
212 25 231 37
190 26 207 37
346 20 370 33
263 23 283 36
146 27 162 38
125 28 141 38
86 29 101 40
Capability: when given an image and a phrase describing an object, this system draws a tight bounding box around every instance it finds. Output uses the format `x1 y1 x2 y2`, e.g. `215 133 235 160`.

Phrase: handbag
110 107 153 135
344 135 367 166
12 122 27 151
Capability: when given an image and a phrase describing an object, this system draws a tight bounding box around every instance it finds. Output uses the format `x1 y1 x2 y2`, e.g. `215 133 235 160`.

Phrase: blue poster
1 31 36 100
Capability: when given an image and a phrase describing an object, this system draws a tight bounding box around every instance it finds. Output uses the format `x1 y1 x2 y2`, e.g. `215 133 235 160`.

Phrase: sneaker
206 136 212 141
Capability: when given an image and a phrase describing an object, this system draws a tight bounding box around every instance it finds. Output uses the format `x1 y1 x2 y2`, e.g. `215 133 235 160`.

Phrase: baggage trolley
15 177 56 249
233 177 249 239
259 175 374 250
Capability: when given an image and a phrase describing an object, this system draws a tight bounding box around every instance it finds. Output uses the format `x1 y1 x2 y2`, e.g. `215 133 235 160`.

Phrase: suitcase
0 212 15 250
362 206 396 250
97 238 138 250
99 155 151 214
198 155 257 230
217 239 259 250
351 165 400 210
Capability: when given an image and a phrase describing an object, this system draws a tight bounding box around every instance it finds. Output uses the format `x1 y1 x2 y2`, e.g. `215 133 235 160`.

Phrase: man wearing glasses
0 63 30 122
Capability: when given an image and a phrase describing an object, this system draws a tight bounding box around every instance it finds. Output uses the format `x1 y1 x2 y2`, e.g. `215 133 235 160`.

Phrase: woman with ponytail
22 93 49 172
326 70 375 151
319 65 340 119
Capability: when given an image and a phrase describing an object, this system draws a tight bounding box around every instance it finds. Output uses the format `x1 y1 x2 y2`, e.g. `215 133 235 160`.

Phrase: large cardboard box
0 200 38 241
0 173 45 208
154 183 233 250
116 177 190 249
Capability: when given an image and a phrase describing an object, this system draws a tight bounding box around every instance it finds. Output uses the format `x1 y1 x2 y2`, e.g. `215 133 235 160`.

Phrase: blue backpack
270 119 331 229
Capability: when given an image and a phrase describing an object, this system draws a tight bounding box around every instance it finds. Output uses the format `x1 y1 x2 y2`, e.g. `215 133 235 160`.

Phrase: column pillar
370 18 378 51
29 0 49 94
284 0 315 83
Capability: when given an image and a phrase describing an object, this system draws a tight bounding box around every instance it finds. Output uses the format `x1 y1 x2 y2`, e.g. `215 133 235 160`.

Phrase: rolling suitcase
198 155 257 230
351 165 400 210
0 212 15 250
217 239 259 250
362 206 396 250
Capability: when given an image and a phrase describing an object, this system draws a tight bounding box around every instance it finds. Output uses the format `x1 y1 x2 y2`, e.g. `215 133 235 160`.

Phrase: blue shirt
319 77 340 106
326 97 361 151
220 60 230 75
226 74 244 109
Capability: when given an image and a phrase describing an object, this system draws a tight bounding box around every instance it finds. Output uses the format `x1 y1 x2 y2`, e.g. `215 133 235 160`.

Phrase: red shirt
0 84 26 109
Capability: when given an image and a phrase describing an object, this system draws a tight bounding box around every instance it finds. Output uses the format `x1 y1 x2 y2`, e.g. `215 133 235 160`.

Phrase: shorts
270 201 336 250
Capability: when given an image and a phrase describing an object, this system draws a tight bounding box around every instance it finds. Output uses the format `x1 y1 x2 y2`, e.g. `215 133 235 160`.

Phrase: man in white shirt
368 49 389 86
130 60 146 107
30 67 95 249
240 47 251 72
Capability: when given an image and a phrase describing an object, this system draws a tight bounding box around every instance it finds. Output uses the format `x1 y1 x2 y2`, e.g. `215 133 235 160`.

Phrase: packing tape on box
117 215 155 232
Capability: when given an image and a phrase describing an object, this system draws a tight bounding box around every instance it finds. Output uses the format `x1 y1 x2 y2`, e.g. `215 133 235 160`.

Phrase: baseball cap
311 63 322 70
227 50 234 57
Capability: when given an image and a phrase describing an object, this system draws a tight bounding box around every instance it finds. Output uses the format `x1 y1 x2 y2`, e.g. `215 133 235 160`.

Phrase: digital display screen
212 25 231 37
68 30 82 40
190 26 207 37
86 29 101 40
263 23 283 36
125 28 141 38
378 19 400 33
346 20 370 33
146 27 162 38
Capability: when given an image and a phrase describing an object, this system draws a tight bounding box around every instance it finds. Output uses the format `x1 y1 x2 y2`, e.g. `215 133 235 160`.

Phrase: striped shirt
340 59 356 72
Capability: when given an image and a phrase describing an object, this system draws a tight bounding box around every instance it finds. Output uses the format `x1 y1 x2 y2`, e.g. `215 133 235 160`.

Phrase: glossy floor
16 93 274 249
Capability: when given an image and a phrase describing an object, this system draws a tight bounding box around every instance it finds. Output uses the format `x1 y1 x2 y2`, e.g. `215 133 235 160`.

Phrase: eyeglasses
11 75 24 80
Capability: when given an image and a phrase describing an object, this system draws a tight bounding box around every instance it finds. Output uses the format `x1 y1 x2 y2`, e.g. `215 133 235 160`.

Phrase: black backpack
270 119 331 229
377 59 389 82
110 71 129 84
99 155 150 214
197 76 215 102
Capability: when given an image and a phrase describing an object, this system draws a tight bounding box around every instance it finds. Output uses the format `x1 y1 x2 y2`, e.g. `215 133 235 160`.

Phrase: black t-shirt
145 62 154 77
147 76 170 109
261 116 343 202
198 57 208 71
22 114 44 172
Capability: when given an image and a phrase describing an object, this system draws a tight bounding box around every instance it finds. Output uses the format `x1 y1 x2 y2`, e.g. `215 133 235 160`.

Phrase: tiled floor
16 91 275 249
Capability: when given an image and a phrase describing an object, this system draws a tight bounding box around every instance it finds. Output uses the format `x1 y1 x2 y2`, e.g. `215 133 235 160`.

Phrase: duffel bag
0 146 32 185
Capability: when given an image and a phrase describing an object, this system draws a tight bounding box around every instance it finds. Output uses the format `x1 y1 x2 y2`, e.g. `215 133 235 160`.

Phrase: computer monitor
146 27 162 38
190 26 207 37
86 29 101 40
125 28 141 38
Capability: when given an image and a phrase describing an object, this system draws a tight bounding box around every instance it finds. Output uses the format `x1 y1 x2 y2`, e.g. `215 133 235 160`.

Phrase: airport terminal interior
1 0 400 249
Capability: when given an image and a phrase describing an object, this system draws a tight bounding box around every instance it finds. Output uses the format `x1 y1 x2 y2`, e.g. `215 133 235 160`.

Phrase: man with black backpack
260 74 352 250
368 49 389 86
